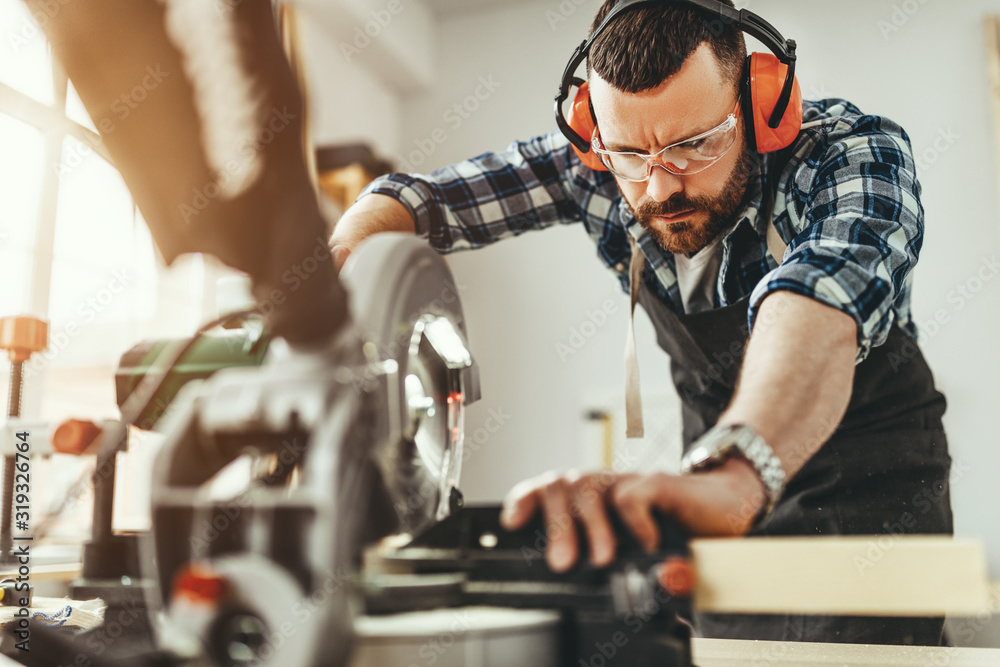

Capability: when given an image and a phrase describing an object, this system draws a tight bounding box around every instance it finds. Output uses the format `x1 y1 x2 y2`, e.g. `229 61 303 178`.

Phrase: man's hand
500 457 767 572
329 194 417 270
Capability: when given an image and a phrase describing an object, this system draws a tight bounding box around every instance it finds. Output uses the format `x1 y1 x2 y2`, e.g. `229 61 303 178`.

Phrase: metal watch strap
682 424 786 518
737 429 786 517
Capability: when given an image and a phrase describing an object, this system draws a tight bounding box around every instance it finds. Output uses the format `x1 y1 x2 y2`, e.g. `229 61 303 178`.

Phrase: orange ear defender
742 52 803 154
565 81 607 171
555 0 803 168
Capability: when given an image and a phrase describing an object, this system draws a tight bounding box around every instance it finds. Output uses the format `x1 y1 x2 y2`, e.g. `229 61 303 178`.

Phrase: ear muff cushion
747 52 803 154
567 82 608 171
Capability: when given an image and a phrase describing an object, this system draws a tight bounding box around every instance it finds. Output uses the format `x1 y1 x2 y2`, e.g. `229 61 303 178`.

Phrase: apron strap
765 212 787 264
764 145 795 264
763 175 788 264
625 234 646 438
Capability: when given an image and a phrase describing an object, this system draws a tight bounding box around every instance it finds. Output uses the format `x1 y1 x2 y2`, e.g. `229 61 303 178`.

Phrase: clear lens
599 151 647 180
592 104 739 181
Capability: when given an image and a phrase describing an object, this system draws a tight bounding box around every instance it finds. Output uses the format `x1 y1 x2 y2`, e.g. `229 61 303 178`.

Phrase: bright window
0 0 54 106
0 10 222 545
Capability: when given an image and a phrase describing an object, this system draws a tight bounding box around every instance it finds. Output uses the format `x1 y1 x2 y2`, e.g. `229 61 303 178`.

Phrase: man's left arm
613 115 924 540
729 114 925 472
503 114 925 558
712 291 858 520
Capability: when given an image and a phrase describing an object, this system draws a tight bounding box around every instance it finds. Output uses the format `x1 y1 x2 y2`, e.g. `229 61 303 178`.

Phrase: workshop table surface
0 634 995 666
354 607 1000 667
693 637 1000 666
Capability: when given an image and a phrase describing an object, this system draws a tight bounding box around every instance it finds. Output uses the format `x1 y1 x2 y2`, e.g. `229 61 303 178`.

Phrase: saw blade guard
340 234 481 537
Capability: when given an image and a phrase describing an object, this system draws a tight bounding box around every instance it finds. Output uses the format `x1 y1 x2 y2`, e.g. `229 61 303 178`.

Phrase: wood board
0 562 81 583
692 637 1000 666
690 536 992 616
986 15 1000 190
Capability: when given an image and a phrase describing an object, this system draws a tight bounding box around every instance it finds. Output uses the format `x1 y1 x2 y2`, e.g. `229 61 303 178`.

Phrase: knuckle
536 469 563 487
505 480 537 504
584 471 614 493
612 484 638 511
547 476 571 497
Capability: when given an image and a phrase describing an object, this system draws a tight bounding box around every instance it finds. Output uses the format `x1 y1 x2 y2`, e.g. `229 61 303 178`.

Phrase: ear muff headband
555 0 801 166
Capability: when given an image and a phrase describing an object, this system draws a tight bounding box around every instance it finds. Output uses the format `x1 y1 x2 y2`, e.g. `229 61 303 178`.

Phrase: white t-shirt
675 236 723 314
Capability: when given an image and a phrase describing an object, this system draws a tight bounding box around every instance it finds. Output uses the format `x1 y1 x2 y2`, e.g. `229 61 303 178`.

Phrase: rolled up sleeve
358 132 584 253
748 118 923 362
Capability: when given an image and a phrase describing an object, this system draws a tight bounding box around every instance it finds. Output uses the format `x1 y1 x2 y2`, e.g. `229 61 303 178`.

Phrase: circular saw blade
340 234 479 537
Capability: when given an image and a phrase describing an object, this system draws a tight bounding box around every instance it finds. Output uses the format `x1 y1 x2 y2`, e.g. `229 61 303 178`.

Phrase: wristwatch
680 423 786 518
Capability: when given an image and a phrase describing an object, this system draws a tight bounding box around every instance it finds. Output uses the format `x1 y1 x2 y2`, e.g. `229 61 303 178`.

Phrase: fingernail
550 542 572 571
592 543 612 567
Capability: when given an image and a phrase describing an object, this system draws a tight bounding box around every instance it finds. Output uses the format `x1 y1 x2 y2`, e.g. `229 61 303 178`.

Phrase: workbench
693 638 1000 666
352 607 1000 667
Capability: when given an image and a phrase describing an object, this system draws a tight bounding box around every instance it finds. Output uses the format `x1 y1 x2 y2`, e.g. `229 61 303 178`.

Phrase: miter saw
140 234 695 667
11 234 696 667
6 1 696 663
138 233 482 667
15 1 999 664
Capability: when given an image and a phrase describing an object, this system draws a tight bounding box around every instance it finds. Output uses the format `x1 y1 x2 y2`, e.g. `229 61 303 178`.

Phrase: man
331 0 952 646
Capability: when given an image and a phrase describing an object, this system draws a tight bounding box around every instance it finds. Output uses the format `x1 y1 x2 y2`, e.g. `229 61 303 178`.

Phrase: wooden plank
986 15 1000 188
692 638 1000 667
0 563 81 583
690 537 991 616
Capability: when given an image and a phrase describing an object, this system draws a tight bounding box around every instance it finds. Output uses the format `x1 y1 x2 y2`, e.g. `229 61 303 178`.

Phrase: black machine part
362 505 695 667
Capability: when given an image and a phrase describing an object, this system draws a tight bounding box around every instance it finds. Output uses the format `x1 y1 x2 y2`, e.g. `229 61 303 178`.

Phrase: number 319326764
14 432 29 529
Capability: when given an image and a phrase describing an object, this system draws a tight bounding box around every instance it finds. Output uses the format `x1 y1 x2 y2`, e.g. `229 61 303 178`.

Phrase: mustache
635 196 708 219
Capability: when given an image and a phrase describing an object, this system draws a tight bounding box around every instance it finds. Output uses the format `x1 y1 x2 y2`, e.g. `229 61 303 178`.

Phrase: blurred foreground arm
26 0 347 344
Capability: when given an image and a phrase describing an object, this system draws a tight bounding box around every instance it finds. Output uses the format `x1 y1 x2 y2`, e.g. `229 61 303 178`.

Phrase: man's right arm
329 131 604 267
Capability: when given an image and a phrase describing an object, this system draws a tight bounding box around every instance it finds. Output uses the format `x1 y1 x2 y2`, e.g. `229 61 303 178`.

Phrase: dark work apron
634 274 954 645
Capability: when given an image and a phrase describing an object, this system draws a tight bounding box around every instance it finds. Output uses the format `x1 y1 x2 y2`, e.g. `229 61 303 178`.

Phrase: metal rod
1 360 24 563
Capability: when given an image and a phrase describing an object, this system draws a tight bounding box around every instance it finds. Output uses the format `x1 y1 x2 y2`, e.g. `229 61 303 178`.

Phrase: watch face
683 424 746 472
687 444 713 468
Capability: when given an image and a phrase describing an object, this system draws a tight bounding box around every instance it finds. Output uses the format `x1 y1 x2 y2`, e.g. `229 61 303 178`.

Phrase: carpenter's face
590 44 754 255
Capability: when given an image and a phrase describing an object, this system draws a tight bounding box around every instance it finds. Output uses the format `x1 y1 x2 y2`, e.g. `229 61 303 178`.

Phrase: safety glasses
591 98 741 181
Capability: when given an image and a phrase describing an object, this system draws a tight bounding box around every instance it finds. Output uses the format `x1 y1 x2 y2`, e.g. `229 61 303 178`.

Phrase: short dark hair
588 0 747 94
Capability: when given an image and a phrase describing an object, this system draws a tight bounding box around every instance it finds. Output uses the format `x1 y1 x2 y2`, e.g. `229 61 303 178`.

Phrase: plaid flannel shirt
360 99 923 362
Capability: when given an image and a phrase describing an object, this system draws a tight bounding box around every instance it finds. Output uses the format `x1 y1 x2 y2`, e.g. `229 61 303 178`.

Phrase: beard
624 147 755 256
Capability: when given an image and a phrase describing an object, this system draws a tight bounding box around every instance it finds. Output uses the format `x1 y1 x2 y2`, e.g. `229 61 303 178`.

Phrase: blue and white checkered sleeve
748 115 924 362
357 132 585 253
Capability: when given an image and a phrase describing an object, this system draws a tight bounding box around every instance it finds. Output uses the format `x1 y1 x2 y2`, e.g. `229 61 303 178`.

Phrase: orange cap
173 564 228 605
658 556 697 597
52 419 103 456
0 316 48 363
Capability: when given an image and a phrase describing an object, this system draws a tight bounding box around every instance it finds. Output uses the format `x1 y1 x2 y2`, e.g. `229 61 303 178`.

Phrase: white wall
296 4 405 161
396 1 685 502
308 0 1000 646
